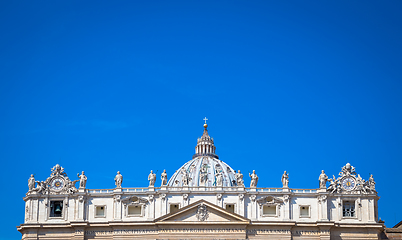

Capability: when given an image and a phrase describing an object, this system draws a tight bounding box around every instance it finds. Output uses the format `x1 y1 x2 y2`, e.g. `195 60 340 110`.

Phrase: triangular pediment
155 199 250 224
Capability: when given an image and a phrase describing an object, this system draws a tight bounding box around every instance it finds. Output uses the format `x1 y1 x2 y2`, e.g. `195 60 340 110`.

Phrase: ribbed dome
167 121 237 187
167 156 237 187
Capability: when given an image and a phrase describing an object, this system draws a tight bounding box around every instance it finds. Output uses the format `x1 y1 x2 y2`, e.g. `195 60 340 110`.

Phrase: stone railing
87 189 114 193
291 189 317 193
86 187 318 194
123 188 153 192
254 188 283 192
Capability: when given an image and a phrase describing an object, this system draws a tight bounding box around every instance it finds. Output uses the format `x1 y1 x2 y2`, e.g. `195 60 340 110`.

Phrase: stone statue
35 181 46 194
66 177 79 194
319 170 328 188
215 171 223 187
77 171 87 188
356 174 367 193
161 169 167 186
249 170 258 188
28 174 36 191
181 168 189 186
114 171 123 188
327 177 336 193
235 170 244 186
199 164 208 185
148 170 156 187
281 171 289 188
368 174 376 192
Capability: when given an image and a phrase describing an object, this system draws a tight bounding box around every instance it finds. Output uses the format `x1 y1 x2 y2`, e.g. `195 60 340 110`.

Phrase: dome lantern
193 118 218 159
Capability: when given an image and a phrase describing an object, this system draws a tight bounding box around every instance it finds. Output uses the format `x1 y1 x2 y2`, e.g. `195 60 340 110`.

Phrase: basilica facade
18 123 384 239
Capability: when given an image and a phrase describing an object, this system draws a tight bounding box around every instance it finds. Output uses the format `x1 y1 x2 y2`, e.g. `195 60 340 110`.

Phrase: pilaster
160 193 167 216
283 194 290 220
148 194 155 220
182 193 189 207
318 193 328 221
250 194 257 220
238 193 245 216
113 194 122 221
368 197 375 222
216 193 223 207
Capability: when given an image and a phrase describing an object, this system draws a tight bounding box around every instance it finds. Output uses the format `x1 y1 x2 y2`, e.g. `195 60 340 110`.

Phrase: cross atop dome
203 117 208 129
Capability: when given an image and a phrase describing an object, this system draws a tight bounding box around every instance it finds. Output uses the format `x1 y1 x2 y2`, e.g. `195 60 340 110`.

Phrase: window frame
169 203 181 214
299 205 311 218
342 200 357 219
94 205 107 218
224 203 236 214
261 204 278 217
126 203 144 217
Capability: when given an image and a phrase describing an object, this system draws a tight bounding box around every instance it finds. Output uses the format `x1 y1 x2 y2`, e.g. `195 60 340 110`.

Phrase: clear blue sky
1 1 401 239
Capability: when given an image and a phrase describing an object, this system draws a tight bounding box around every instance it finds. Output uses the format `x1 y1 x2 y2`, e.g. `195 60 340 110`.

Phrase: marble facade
18 123 384 239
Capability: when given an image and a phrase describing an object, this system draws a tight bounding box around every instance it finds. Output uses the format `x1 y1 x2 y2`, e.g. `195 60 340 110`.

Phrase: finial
203 117 208 129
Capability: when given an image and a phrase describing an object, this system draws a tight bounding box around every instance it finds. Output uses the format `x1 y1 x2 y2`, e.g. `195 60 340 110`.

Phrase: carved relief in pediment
156 200 250 223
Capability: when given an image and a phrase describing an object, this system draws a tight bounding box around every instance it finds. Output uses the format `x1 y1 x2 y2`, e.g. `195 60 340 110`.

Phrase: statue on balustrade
249 170 258 188
115 171 123 188
319 170 328 188
161 169 168 186
77 171 87 188
235 170 244 187
28 174 35 192
148 170 156 187
281 171 289 188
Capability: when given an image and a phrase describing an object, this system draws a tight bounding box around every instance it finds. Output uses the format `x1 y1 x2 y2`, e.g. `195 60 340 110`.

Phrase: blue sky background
1 1 402 239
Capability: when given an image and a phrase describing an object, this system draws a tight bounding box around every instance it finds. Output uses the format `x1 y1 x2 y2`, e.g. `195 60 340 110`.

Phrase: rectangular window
169 204 180 214
343 201 355 217
262 205 276 216
95 206 105 217
50 201 63 218
225 204 235 213
127 205 142 216
300 206 310 218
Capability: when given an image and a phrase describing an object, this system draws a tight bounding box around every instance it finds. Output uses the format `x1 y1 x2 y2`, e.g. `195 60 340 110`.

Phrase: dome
167 121 237 187
167 156 237 187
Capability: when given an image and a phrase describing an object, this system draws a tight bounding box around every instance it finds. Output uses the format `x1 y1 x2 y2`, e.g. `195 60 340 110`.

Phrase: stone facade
17 123 384 240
